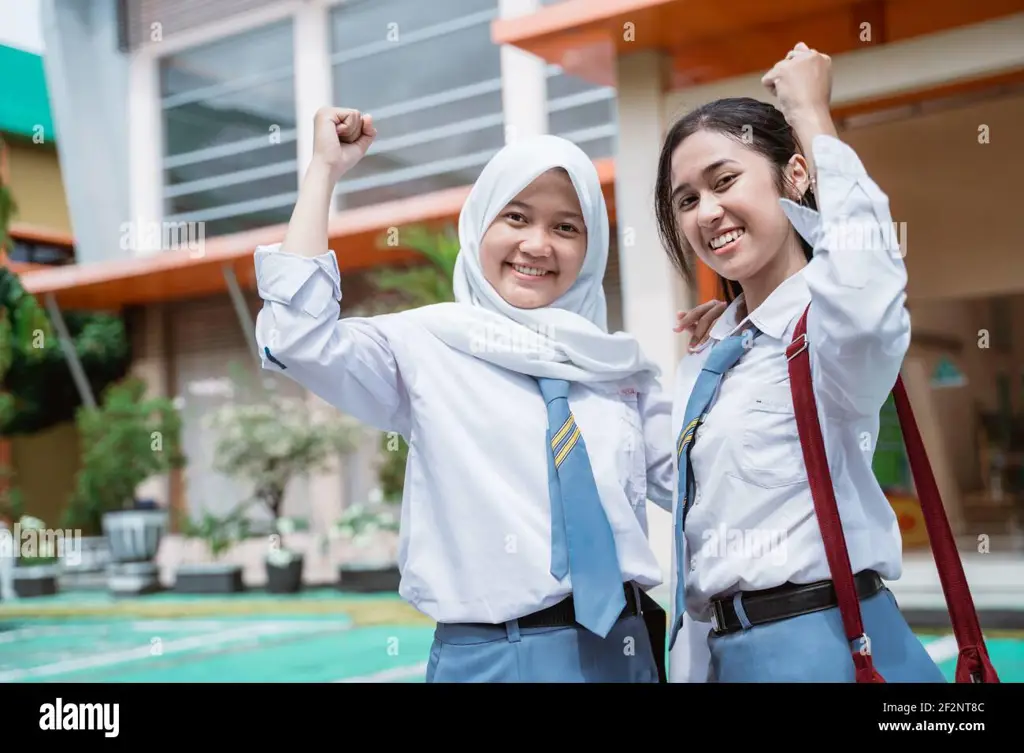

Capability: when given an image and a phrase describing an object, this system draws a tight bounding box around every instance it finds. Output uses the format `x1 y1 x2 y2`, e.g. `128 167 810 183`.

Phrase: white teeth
709 229 745 250
512 264 548 277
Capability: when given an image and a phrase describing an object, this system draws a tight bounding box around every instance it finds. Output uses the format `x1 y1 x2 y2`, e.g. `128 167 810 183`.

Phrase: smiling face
668 129 809 289
479 168 588 309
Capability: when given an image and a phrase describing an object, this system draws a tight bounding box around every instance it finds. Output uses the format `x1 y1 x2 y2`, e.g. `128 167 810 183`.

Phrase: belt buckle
709 600 724 633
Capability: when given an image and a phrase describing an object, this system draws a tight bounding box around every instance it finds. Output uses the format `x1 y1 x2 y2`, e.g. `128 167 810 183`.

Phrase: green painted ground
1 588 1022 682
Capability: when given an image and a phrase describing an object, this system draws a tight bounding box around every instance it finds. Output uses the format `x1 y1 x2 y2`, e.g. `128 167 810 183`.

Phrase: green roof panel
0 44 55 143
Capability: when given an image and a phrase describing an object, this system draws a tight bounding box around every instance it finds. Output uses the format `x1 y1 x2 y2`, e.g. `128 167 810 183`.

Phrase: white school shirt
668 134 909 683
252 245 675 624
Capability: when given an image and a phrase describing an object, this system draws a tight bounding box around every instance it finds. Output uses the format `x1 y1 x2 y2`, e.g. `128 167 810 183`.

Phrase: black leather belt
709 570 884 636
516 582 642 629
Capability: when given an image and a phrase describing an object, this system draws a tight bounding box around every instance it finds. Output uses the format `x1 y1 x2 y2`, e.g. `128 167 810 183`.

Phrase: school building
12 0 1024 590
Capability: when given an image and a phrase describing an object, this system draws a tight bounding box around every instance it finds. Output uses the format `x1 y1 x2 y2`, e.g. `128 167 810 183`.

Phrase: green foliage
0 466 25 523
62 377 186 536
366 224 459 502
179 505 251 561
0 137 16 254
13 514 59 565
0 139 131 436
0 272 130 435
370 224 459 309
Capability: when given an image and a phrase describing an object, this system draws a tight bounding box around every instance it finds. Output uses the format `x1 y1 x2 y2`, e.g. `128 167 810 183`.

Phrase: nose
696 193 724 230
518 226 553 258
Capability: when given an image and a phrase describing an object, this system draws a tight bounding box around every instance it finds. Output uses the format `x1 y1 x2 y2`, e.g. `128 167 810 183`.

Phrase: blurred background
0 0 1022 683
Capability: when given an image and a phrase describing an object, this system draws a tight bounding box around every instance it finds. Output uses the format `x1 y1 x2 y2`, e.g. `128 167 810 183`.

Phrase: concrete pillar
498 0 548 141
613 49 686 586
132 304 172 508
294 0 336 216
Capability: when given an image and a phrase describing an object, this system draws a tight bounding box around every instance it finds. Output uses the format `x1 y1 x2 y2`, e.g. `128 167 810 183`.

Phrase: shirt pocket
734 385 808 489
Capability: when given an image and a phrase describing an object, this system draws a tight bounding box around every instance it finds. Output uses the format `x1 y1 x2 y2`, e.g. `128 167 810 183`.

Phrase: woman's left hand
761 42 832 124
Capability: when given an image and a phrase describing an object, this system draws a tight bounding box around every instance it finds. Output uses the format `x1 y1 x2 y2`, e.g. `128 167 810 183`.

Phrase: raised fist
312 107 377 183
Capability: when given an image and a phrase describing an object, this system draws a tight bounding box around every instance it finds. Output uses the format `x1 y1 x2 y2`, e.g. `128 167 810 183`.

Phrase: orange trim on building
494 0 1024 90
8 223 75 248
18 158 617 311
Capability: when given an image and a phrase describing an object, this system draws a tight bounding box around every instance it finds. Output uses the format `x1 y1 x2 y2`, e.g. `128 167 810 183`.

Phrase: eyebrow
670 159 741 201
505 200 584 222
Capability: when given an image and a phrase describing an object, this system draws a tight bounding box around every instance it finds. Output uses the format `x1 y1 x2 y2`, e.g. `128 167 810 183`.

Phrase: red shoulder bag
786 302 999 683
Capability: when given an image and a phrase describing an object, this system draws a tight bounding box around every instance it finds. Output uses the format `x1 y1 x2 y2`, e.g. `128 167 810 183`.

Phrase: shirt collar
696 198 821 347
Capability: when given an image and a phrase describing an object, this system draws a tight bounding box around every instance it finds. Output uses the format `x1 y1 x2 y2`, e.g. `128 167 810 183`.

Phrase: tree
0 134 131 525
0 135 130 437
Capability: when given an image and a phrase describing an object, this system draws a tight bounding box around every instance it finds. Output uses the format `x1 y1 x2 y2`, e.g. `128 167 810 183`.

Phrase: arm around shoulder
638 385 675 513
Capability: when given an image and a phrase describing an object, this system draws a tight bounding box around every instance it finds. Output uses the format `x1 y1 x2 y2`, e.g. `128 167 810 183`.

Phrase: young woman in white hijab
253 107 675 683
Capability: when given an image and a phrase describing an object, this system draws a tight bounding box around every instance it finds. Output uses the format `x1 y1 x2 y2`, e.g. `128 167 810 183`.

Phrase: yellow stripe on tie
676 432 696 460
551 415 574 449
554 426 581 468
676 418 699 453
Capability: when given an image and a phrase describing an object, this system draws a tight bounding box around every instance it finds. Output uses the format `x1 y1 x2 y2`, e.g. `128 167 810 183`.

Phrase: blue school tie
538 377 626 638
668 326 761 650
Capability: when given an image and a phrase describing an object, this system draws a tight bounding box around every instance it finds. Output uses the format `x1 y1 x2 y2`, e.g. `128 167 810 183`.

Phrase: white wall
0 0 45 53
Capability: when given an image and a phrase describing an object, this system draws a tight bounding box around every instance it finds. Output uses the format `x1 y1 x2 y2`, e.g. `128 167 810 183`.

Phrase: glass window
547 65 617 160
9 239 75 266
329 0 503 210
159 20 298 237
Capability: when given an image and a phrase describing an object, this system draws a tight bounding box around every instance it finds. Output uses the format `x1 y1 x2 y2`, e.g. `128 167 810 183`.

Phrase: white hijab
405 135 661 389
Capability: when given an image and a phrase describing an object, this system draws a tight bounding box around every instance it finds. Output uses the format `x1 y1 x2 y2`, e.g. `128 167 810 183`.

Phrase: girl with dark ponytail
657 44 946 683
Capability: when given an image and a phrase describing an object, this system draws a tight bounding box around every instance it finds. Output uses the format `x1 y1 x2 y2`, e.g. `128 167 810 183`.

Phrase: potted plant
332 486 401 593
11 514 60 597
265 516 310 593
63 377 185 595
204 383 359 594
174 505 250 593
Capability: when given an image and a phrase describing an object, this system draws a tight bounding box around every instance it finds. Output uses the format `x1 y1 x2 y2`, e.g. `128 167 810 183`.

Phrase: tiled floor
1 589 1021 683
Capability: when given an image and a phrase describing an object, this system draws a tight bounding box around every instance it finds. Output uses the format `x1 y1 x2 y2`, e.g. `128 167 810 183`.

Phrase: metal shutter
170 292 311 530
120 0 284 51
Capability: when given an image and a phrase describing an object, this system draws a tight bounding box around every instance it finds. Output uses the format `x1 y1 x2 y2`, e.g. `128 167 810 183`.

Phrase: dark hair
654 97 817 303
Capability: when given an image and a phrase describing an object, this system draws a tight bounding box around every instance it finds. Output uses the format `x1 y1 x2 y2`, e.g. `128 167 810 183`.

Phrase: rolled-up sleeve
791 135 910 417
253 244 411 435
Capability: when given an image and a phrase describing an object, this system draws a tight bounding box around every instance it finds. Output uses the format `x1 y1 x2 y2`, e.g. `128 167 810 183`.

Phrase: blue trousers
426 613 660 682
708 588 947 682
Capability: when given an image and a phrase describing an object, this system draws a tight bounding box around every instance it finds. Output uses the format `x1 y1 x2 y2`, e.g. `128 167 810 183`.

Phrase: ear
783 153 811 201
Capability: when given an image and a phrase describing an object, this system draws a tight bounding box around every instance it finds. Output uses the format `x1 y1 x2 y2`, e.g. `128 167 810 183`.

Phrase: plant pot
337 562 401 593
59 535 110 572
13 563 59 598
266 555 304 594
102 509 168 563
174 562 245 594
107 561 163 596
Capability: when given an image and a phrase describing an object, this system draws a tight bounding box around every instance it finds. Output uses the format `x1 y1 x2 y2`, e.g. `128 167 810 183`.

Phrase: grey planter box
337 563 400 593
174 563 244 594
266 556 303 594
13 563 59 598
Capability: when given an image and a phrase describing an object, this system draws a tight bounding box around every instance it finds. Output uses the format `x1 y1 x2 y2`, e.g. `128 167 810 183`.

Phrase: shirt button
690 556 696 570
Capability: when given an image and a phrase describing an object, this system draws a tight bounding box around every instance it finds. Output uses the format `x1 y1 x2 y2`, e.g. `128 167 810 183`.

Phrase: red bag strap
786 302 999 683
